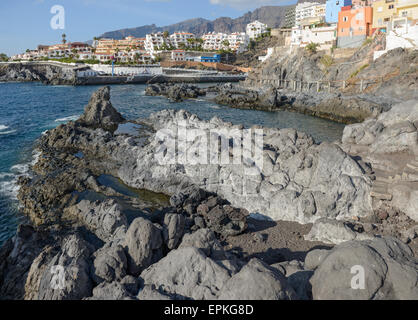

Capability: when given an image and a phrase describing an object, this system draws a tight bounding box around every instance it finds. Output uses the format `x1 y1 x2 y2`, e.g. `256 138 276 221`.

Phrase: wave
0 130 16 136
0 150 41 200
0 180 19 200
0 125 9 131
210 105 220 109
55 115 79 122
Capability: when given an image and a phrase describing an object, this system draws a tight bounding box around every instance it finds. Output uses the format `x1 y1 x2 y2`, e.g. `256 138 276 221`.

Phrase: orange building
337 5 373 47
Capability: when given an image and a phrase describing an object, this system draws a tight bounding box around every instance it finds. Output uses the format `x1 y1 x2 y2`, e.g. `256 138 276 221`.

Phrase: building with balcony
246 21 269 39
171 50 186 61
337 5 373 47
291 24 337 49
145 33 167 54
326 0 353 23
169 32 195 49
351 0 373 7
284 6 296 28
395 0 418 20
295 2 327 26
202 32 249 52
372 0 397 32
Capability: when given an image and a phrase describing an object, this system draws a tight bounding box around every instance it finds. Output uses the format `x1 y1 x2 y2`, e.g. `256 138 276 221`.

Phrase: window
341 28 344 32
389 4 394 9
402 11 408 17
343 16 348 22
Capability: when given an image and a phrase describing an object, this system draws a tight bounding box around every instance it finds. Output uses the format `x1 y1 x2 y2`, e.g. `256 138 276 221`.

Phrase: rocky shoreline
0 86 417 300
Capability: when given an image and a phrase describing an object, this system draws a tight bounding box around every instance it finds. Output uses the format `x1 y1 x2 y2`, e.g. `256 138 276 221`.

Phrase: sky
0 0 296 56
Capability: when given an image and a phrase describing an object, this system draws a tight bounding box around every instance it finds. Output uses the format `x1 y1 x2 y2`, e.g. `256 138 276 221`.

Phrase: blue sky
0 0 295 56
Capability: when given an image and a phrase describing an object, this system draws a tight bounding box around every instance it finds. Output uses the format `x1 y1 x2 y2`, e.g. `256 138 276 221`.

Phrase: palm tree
163 31 169 39
62 33 67 44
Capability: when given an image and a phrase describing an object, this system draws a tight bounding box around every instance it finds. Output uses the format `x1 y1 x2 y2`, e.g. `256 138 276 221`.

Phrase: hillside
99 5 295 39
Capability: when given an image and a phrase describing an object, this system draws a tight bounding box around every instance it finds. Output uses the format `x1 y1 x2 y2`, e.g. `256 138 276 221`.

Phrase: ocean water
0 82 345 245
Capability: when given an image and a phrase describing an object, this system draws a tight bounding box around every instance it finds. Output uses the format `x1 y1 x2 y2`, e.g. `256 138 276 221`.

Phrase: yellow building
372 0 397 30
395 0 418 20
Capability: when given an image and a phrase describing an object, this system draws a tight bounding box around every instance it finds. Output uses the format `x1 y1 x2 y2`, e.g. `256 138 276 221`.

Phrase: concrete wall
337 34 366 48
88 64 163 75
374 24 418 60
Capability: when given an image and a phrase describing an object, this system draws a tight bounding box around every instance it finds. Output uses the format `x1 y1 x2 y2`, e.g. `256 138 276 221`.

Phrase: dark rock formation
0 63 77 85
145 83 207 102
77 86 125 130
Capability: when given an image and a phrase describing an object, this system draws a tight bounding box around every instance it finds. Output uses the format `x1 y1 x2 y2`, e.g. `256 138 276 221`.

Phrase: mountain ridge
99 5 297 39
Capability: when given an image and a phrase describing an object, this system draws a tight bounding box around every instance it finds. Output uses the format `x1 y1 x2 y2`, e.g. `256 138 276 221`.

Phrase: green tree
0 53 8 61
249 40 256 50
163 31 170 38
222 40 230 48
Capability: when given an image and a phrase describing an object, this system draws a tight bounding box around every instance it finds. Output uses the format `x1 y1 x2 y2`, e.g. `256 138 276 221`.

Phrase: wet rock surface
145 83 207 102
0 63 77 85
0 86 417 300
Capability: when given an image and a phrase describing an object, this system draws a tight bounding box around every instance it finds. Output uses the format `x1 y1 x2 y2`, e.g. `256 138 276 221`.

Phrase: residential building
96 37 146 55
326 0 353 23
351 0 373 7
284 6 296 28
337 5 373 47
145 32 167 54
374 17 418 59
246 21 269 39
291 24 337 48
202 32 226 51
202 32 249 52
227 32 250 53
395 0 418 20
372 0 397 32
169 32 195 49
95 54 113 62
295 2 326 26
171 49 186 61
291 27 304 45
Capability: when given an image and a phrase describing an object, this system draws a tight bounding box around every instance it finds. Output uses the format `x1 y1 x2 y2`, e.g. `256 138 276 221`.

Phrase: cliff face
99 5 294 39
244 38 418 103
0 63 77 85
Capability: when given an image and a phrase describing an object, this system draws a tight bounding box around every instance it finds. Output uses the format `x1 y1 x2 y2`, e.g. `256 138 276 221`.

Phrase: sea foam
55 115 79 122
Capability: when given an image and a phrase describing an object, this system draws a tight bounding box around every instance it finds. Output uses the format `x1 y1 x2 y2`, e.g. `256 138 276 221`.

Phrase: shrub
305 42 318 54
320 55 334 68
362 37 373 46
349 64 369 78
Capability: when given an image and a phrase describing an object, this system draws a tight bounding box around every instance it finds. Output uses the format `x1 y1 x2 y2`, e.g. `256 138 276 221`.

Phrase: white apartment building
202 32 249 52
145 32 167 54
228 32 250 53
246 21 269 39
169 32 195 49
295 2 326 26
202 32 228 51
291 24 337 49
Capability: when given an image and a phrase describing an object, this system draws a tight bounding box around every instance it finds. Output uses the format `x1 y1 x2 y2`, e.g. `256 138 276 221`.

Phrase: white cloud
210 0 292 10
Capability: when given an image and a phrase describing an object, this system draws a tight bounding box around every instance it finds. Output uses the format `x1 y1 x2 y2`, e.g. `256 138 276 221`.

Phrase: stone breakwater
145 82 391 124
0 86 417 300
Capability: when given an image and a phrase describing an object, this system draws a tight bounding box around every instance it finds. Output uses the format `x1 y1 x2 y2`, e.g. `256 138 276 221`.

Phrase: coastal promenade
0 61 246 85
